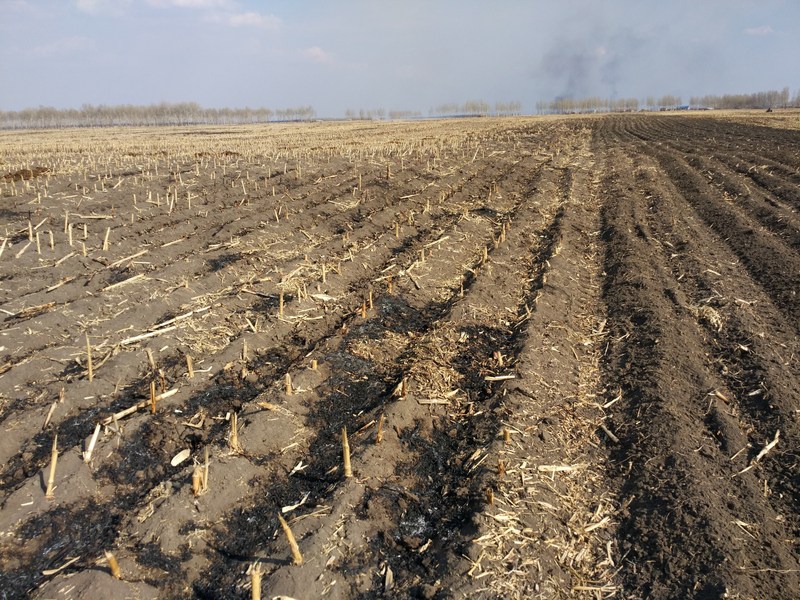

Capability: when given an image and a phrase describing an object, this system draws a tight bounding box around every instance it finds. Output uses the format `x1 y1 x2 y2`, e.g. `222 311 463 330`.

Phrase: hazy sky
1 0 798 116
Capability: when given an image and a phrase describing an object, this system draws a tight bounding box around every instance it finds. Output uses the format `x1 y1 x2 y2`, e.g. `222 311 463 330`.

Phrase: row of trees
689 88 797 110
344 101 523 120
4 88 798 128
538 95 687 114
0 103 317 129
343 108 425 120
538 97 643 114
538 88 800 115
429 101 523 117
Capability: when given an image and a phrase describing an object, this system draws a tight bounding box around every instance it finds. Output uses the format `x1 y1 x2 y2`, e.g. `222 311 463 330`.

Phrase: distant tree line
538 96 677 114
0 102 317 129
689 88 796 110
537 87 800 115
343 101 521 120
429 101 522 117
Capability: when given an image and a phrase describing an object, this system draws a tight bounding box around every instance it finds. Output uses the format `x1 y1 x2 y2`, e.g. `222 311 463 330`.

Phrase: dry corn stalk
229 412 243 453
86 334 93 382
193 447 210 495
104 551 121 579
278 514 303 565
150 380 157 414
45 434 58 499
285 373 293 395
251 562 262 600
376 414 385 444
192 467 204 496
342 427 352 478
84 423 101 464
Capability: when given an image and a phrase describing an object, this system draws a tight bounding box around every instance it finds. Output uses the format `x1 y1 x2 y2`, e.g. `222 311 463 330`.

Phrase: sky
1 0 798 117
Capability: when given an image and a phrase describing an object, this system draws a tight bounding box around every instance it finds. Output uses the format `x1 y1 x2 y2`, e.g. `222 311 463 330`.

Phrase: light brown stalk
251 562 262 600
230 412 242 453
278 514 303 565
342 426 352 478
104 550 121 579
45 434 58 499
285 373 293 395
150 380 157 414
376 414 385 444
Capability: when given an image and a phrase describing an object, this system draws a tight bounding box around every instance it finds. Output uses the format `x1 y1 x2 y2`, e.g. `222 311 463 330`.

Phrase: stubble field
0 113 798 599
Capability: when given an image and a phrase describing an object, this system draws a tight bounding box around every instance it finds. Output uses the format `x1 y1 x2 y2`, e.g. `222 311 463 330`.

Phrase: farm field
0 114 798 599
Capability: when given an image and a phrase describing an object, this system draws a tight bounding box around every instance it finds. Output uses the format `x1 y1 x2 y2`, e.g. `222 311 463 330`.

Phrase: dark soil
0 116 798 599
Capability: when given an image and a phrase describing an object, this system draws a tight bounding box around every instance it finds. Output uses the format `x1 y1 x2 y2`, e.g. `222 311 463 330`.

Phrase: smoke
540 42 596 99
537 27 647 100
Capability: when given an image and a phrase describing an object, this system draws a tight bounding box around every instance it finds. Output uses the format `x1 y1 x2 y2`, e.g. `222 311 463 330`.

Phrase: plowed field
0 114 798 599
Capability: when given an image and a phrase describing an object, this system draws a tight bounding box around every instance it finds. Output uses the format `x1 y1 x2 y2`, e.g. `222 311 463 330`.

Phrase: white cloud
744 25 775 36
33 35 92 57
202 10 281 29
146 0 235 8
302 46 332 64
228 11 281 29
76 0 131 15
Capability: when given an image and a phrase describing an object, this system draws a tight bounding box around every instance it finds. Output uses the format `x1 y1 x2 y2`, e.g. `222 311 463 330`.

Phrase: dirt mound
2 166 50 182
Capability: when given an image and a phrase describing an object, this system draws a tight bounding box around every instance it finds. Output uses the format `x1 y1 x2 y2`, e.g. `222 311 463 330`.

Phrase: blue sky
1 0 798 116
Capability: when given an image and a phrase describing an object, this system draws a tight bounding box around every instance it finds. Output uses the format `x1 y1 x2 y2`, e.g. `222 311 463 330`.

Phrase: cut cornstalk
84 422 101 464
376 414 385 444
186 354 194 378
150 381 157 414
107 249 147 269
192 466 204 496
285 373 293 395
14 241 31 259
251 562 262 600
100 389 177 426
45 434 58 499
104 551 121 579
342 426 352 478
119 325 178 346
86 334 93 382
145 348 156 372
278 514 303 565
203 447 209 491
104 273 145 292
42 401 57 430
229 412 243 453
